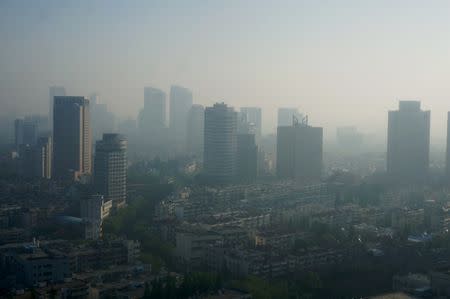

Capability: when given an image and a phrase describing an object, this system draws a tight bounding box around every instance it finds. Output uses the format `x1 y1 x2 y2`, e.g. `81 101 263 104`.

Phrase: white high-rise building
94 134 127 209
204 103 237 184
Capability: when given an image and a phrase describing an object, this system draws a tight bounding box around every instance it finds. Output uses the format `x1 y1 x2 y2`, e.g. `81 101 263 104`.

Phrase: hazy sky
2 0 450 142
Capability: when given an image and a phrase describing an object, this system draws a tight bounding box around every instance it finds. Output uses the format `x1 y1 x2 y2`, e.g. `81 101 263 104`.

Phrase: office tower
94 134 127 209
90 94 116 142
387 101 430 182
204 103 238 184
240 107 262 141
14 118 38 148
53 96 91 180
35 136 52 179
186 104 204 157
169 85 193 153
138 87 166 155
277 107 302 127
276 122 323 180
237 134 258 182
15 136 52 179
49 86 66 130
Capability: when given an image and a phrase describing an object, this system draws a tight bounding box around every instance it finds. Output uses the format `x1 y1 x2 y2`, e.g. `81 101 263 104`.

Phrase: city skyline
3 1 450 141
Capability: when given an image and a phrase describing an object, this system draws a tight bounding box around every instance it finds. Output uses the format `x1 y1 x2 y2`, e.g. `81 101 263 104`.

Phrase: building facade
277 124 323 180
169 85 193 153
387 101 430 182
94 134 127 209
204 103 238 184
53 96 91 180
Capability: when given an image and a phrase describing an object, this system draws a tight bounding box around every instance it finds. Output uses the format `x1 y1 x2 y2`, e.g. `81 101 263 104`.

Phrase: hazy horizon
2 0 450 143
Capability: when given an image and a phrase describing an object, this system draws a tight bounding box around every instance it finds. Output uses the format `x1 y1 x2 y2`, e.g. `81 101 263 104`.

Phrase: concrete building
81 194 112 240
49 86 66 131
240 107 262 142
277 107 302 127
94 134 127 209
139 87 166 133
90 93 116 142
204 103 238 184
137 87 167 157
237 134 258 182
53 96 91 180
276 123 323 180
14 118 38 148
186 104 204 158
169 85 193 153
35 136 52 179
387 101 430 182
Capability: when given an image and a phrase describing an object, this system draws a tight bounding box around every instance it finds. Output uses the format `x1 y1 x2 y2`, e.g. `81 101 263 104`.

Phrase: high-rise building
16 136 52 179
80 194 112 240
240 107 262 141
186 104 204 158
14 118 38 148
387 101 430 182
53 96 91 180
169 85 193 153
138 87 166 156
35 136 52 179
204 103 238 184
276 123 323 180
237 134 258 182
94 134 127 209
49 86 66 131
277 108 302 127
90 93 116 142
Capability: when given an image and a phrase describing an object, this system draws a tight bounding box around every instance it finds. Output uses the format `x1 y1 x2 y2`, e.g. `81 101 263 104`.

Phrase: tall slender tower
49 86 66 132
53 96 91 180
94 134 127 209
204 103 237 184
387 101 430 182
169 85 193 153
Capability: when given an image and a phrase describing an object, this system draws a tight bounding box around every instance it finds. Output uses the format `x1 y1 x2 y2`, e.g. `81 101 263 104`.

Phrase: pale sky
2 0 450 143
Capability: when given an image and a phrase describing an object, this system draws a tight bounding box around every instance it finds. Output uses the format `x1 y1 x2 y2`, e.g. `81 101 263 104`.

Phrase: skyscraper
49 86 66 131
237 134 258 182
90 93 116 142
53 96 91 180
186 104 204 158
14 118 38 148
387 101 430 182
140 87 166 130
277 107 302 127
240 107 262 141
138 87 166 156
94 134 127 209
276 122 323 180
204 103 238 184
169 85 193 153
